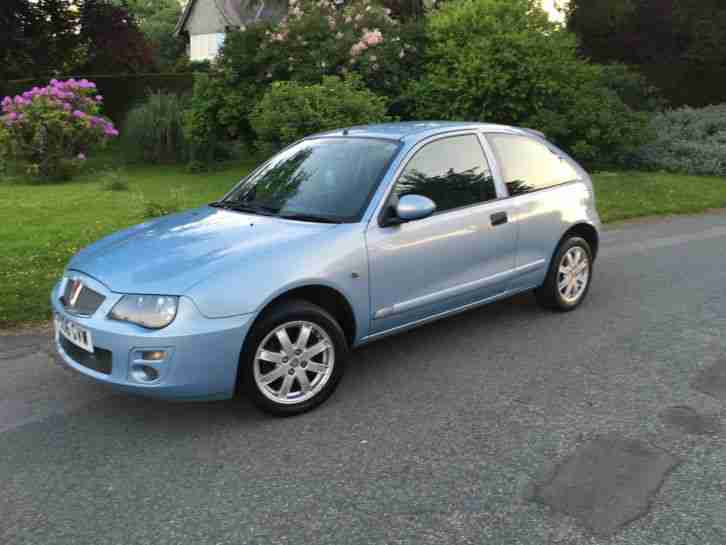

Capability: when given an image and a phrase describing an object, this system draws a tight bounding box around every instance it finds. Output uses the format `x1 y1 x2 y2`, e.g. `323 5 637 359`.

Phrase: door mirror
395 194 436 222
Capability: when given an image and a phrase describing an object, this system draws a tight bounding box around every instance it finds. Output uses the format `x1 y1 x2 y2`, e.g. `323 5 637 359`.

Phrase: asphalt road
2 213 726 545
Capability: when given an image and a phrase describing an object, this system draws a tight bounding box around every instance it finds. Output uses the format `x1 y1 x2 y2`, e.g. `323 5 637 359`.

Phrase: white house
175 0 288 62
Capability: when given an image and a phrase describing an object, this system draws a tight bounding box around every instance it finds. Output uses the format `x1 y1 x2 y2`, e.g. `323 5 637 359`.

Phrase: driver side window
392 135 497 213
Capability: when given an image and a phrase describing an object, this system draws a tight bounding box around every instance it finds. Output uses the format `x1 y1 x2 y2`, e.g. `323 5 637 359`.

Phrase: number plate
55 314 94 353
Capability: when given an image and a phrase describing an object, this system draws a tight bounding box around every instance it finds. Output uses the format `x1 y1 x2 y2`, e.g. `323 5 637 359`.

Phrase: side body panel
365 200 518 335
506 182 599 292
364 131 519 337
482 131 602 293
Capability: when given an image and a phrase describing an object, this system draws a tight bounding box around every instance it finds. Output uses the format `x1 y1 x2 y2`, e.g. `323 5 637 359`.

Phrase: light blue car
52 122 600 415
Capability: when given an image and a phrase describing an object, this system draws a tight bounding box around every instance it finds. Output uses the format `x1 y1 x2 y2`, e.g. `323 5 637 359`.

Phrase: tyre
536 236 593 311
238 299 348 416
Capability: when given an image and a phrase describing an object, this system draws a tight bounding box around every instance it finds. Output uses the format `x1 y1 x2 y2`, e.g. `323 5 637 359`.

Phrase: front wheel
536 236 593 311
238 300 348 416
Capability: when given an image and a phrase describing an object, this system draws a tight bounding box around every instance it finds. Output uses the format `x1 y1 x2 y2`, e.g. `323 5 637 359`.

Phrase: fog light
130 365 159 383
141 350 166 362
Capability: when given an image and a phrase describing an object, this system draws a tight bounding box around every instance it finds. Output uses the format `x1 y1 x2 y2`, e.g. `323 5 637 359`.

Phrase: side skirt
355 284 539 346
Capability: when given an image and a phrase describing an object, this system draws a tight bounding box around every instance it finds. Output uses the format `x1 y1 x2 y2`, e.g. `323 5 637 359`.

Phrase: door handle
490 212 508 226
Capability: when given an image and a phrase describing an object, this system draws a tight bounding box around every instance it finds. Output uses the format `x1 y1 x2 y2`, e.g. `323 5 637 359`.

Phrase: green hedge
1 74 195 125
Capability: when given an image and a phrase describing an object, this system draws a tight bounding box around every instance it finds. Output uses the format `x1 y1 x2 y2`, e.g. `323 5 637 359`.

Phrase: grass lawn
0 161 255 327
1 166 725 326
594 171 726 223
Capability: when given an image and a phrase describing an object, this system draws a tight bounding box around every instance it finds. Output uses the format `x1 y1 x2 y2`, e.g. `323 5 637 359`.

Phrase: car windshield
220 137 400 223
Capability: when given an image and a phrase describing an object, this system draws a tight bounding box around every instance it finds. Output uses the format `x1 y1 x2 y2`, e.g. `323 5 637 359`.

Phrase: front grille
59 336 112 375
61 280 106 316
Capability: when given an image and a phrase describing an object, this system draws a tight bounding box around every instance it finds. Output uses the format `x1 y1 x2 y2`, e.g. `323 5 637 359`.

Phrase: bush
407 0 650 167
183 72 255 163
599 63 666 113
173 58 213 74
121 91 190 164
634 105 726 176
250 76 392 152
100 170 130 191
0 79 118 180
256 0 424 100
182 0 425 157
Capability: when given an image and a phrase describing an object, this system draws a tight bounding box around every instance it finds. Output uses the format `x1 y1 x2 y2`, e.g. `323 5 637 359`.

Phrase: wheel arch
559 222 600 261
250 284 358 348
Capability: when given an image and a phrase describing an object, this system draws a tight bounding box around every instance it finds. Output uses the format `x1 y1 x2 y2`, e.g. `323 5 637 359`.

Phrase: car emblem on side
68 279 84 307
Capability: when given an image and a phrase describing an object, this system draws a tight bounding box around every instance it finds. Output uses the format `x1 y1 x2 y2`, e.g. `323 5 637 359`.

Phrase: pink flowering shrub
184 0 424 162
217 0 424 107
0 79 118 180
254 0 423 99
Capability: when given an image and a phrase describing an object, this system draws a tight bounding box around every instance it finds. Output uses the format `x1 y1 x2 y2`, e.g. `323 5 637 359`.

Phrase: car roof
311 121 542 143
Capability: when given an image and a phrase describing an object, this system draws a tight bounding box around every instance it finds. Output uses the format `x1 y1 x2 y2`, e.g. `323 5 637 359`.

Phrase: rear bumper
51 275 253 401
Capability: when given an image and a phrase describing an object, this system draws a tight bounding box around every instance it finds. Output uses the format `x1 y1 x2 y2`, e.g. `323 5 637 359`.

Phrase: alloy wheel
253 321 335 405
557 246 590 304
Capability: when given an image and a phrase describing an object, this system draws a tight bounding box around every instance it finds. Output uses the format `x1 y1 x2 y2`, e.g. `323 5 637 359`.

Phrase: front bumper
51 272 253 401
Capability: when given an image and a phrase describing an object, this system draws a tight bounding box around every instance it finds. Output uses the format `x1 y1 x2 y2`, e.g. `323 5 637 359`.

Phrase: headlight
108 294 179 329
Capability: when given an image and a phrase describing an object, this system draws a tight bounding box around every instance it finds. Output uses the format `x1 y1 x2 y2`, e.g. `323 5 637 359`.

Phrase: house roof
175 0 194 35
175 0 285 36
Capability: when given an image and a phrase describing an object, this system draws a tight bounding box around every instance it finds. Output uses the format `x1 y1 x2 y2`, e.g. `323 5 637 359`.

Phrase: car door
365 132 518 336
485 132 585 292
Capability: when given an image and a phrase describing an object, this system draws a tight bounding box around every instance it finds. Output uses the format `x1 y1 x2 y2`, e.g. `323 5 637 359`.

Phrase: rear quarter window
487 133 580 196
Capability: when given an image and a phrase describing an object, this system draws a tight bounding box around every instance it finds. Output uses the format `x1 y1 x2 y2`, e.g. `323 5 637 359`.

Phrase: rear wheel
239 300 348 416
536 236 593 311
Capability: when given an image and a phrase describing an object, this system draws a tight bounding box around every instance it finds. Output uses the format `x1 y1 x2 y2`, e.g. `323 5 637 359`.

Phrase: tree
568 0 726 105
409 0 649 166
77 0 155 73
141 2 187 71
0 0 83 81
112 0 187 70
0 0 35 81
569 0 726 66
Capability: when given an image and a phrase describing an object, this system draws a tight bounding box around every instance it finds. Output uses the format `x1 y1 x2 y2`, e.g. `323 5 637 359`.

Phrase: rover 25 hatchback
52 122 601 415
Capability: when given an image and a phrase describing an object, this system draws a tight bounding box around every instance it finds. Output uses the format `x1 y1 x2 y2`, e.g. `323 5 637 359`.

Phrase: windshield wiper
211 201 340 223
279 213 340 224
210 201 280 216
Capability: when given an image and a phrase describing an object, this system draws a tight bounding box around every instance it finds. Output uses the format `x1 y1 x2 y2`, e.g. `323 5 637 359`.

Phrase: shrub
173 58 213 73
100 170 130 191
0 79 118 180
249 76 392 152
634 105 726 176
121 91 190 164
183 72 254 163
598 63 666 113
407 0 650 167
254 0 425 101
182 0 425 156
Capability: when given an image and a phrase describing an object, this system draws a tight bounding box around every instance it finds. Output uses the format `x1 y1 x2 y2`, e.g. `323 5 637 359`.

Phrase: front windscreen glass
221 137 400 223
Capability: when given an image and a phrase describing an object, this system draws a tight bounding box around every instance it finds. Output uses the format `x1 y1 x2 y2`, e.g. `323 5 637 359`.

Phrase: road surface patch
531 435 679 536
659 406 721 435
692 359 726 401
